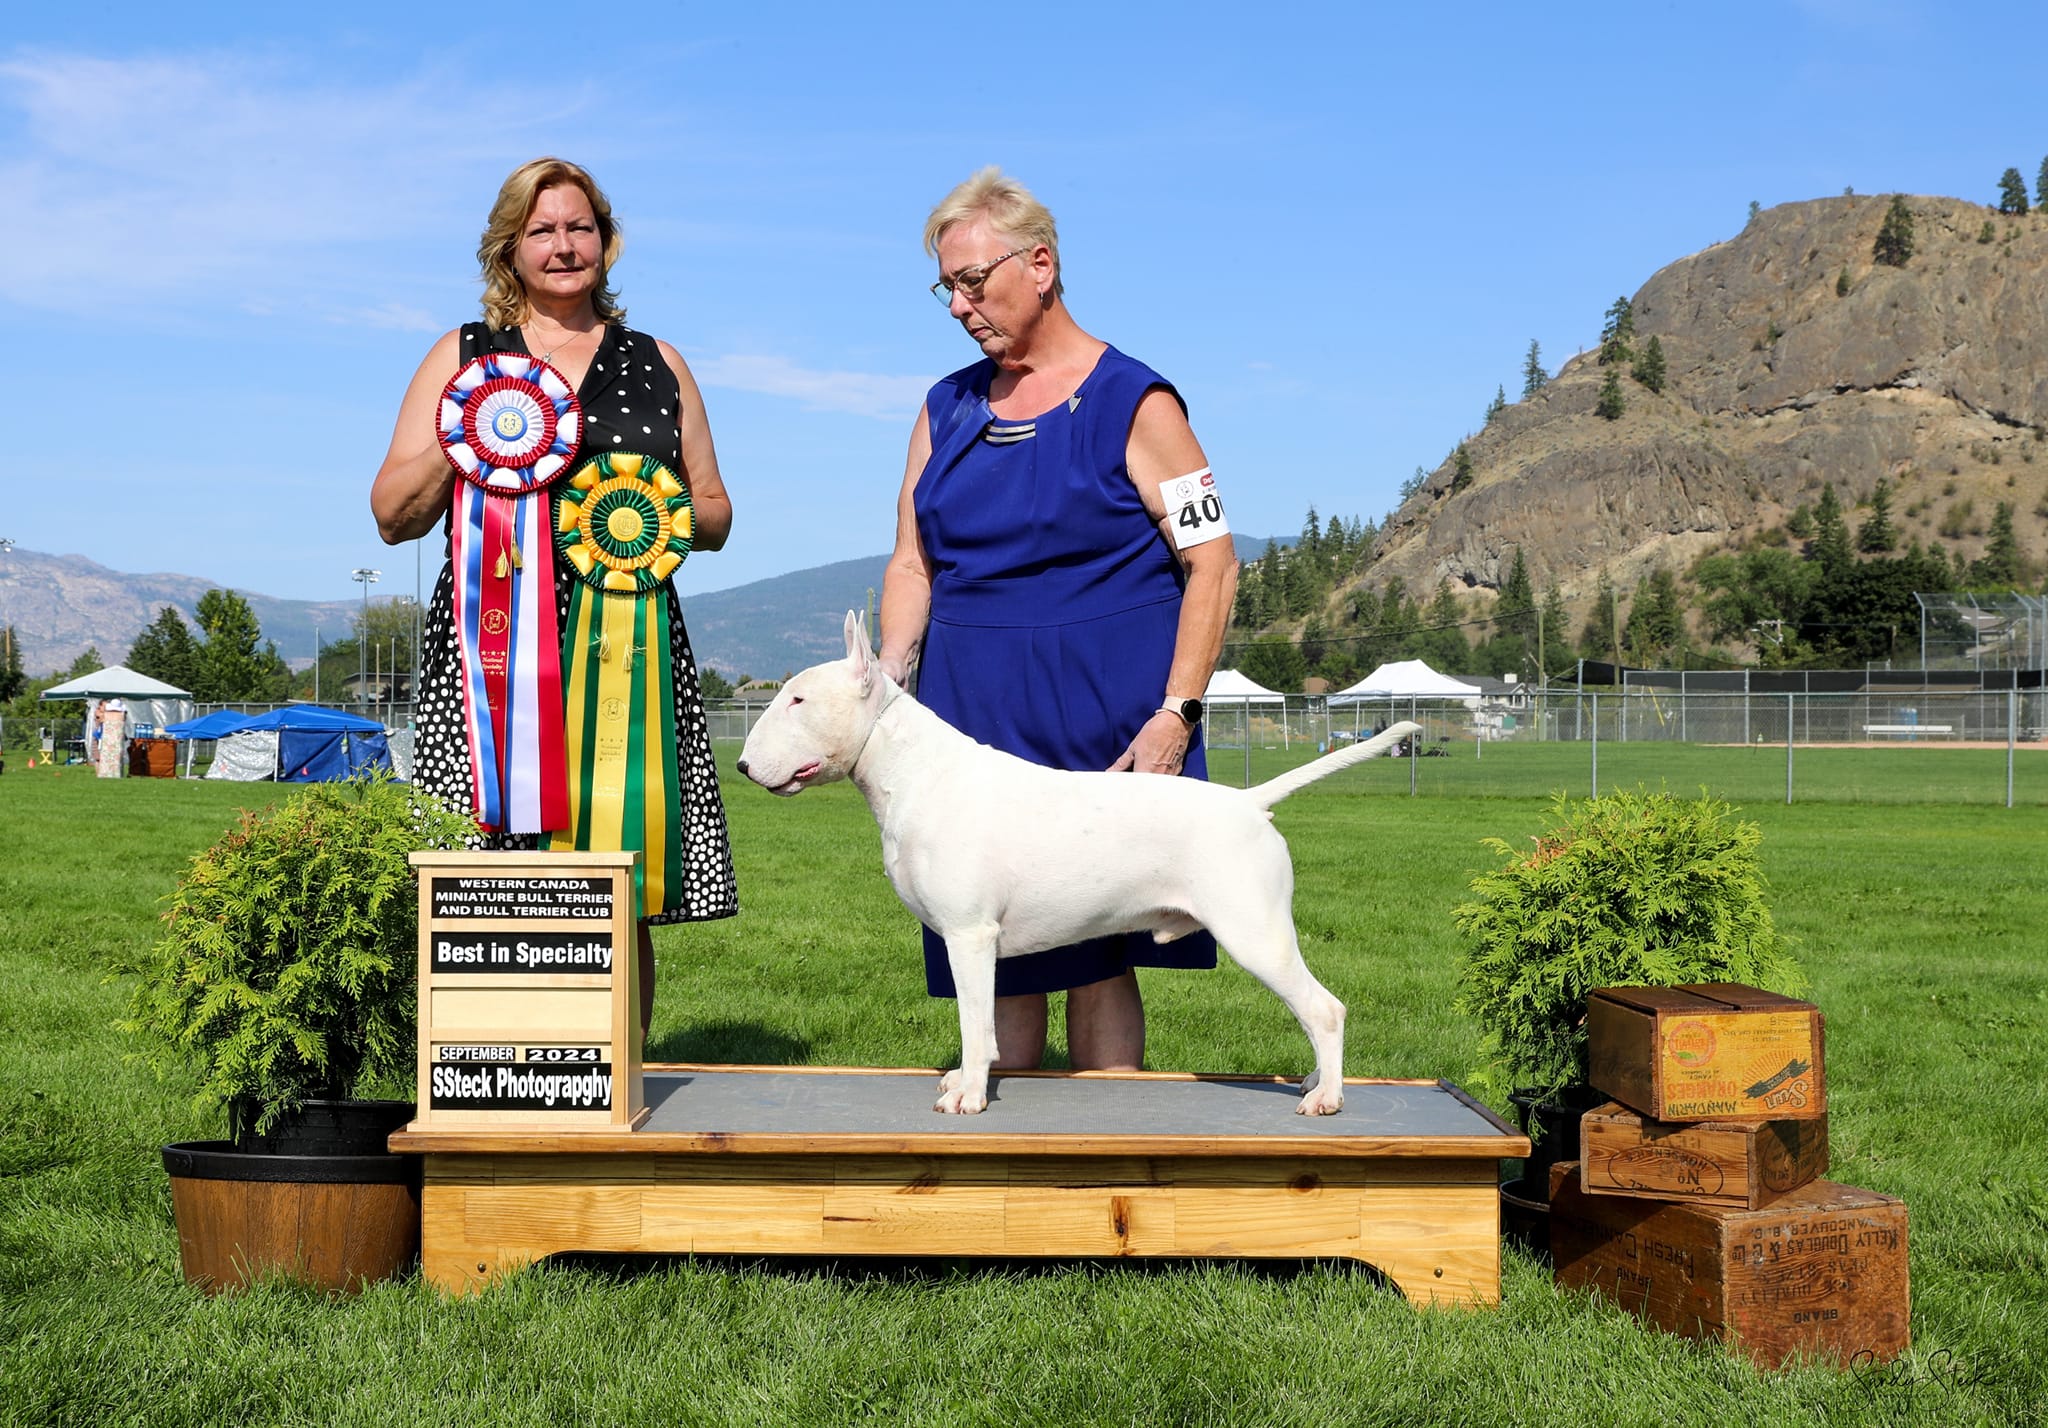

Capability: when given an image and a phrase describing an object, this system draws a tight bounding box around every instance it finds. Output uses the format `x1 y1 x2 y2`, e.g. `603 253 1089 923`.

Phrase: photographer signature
1842 1349 2011 1424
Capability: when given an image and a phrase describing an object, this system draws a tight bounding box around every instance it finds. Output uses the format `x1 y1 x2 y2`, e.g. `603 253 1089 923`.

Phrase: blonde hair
478 157 626 330
923 166 1064 299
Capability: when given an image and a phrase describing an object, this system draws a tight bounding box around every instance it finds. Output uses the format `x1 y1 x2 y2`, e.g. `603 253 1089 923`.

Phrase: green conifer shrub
1452 790 1805 1103
119 777 474 1132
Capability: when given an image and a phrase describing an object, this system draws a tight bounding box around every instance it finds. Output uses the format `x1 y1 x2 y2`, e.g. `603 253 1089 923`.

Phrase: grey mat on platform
640 1071 1506 1140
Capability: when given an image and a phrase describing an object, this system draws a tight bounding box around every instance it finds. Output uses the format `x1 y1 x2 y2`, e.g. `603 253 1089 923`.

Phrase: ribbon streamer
551 452 694 917
438 353 581 832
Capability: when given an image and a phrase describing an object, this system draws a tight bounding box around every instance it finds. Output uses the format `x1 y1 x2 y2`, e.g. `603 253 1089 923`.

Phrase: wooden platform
390 1064 1530 1307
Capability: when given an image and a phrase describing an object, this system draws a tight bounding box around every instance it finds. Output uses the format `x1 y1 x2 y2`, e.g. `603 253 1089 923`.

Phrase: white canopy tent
1326 659 1482 705
1204 668 1285 705
38 665 195 734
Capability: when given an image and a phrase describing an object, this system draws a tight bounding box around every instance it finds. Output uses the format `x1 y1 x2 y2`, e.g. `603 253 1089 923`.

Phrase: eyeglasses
930 247 1031 305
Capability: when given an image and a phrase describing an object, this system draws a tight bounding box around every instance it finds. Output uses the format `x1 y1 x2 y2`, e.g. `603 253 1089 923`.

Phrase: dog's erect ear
842 610 874 694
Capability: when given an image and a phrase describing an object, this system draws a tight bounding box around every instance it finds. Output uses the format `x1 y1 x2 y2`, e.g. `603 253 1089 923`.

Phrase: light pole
0 538 14 692
351 568 381 710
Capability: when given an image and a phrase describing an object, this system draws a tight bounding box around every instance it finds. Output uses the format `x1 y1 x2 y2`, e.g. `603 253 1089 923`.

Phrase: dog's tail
1243 721 1424 812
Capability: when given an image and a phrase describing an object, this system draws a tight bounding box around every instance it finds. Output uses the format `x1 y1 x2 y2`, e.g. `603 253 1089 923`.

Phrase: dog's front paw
933 1068 989 1114
1296 1084 1344 1116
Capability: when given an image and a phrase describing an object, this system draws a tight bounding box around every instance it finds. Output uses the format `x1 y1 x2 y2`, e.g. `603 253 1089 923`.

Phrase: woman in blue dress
879 167 1239 1074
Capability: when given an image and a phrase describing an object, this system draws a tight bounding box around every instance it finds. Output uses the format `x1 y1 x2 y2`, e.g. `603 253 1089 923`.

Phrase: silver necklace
529 320 600 366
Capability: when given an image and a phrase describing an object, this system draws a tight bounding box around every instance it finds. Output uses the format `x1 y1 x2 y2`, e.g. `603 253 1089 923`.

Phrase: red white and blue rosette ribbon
437 352 583 835
438 352 582 490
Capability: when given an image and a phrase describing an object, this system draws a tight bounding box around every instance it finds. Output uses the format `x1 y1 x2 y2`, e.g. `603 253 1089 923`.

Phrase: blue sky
5 1 2042 612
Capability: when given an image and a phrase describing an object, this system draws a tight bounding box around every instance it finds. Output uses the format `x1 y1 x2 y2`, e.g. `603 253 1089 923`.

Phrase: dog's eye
788 695 803 706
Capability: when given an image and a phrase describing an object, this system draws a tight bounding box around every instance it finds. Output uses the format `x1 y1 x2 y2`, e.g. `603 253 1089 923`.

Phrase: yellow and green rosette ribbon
552 452 695 918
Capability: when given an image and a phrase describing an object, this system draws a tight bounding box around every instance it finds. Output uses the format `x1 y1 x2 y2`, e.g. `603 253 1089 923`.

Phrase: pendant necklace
530 320 599 367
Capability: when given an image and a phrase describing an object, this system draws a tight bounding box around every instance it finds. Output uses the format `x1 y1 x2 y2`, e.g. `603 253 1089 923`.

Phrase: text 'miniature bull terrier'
737 612 1421 1116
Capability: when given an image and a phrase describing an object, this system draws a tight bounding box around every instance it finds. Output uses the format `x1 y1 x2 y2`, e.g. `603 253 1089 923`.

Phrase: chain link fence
11 690 2043 806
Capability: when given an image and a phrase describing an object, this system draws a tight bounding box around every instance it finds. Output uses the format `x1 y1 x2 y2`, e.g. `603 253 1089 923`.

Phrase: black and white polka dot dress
411 322 738 925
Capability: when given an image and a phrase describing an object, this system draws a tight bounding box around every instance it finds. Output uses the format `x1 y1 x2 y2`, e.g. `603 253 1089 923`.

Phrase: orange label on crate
1665 1019 1718 1065
1659 1012 1815 1117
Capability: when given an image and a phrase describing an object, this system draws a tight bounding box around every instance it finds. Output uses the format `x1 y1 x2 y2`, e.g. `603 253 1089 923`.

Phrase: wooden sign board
409 850 646 1131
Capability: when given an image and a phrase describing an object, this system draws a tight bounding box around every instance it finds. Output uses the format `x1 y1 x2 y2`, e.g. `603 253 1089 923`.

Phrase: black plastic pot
1499 1175 1550 1261
1500 1086 1602 1263
229 1098 415 1156
1507 1084 1605 1202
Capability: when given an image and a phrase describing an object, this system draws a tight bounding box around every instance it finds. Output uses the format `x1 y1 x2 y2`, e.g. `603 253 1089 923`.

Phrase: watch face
1180 699 1203 724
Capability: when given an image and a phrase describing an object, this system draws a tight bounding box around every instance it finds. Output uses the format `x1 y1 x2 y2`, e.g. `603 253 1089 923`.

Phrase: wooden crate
1588 984 1824 1121
1579 1101 1827 1210
1550 1162 1907 1368
128 737 177 778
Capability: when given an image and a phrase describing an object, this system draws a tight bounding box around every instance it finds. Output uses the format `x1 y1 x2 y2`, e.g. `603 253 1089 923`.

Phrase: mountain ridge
1 534 1287 683
1365 192 2048 611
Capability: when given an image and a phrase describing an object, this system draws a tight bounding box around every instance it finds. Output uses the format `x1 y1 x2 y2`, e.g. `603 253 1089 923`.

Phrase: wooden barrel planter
162 1100 420 1294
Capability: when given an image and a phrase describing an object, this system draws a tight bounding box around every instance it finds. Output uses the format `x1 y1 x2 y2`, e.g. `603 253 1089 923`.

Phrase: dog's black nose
735 758 750 777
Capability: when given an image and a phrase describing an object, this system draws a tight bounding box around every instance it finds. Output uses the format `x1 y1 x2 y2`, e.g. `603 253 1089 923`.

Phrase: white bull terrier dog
737 612 1422 1117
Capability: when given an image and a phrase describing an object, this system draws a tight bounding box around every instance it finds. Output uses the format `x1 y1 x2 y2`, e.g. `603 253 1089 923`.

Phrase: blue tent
163 710 258 740
208 705 394 782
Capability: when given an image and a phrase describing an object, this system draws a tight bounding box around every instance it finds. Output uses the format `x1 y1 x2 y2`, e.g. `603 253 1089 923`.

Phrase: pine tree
2038 155 2048 211
1521 340 1548 399
0 625 23 703
1300 615 1329 670
1232 562 1264 626
1997 167 2030 216
126 605 201 692
193 589 289 703
1857 479 1898 553
1972 502 2021 586
1836 266 1851 296
1579 576 1619 660
1375 577 1417 650
1595 367 1626 420
1283 544 1319 618
1349 587 1381 631
1631 334 1667 393
1978 220 1997 244
1451 444 1475 493
1240 634 1306 692
1495 548 1536 641
1485 385 1506 424
1873 195 1915 267
1538 587 1568 678
1418 581 1470 670
1623 569 1685 663
1598 297 1635 365
1810 482 1853 573
1747 199 1761 225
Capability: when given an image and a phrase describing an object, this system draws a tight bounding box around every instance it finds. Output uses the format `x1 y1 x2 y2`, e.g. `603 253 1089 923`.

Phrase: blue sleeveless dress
913 345 1219 997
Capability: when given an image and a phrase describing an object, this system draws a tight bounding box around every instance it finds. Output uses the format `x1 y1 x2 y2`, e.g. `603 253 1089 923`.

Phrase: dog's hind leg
934 924 1001 1114
1204 901 1348 1116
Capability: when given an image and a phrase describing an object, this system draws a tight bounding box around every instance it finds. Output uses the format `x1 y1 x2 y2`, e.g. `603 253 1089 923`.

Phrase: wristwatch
1159 697 1203 726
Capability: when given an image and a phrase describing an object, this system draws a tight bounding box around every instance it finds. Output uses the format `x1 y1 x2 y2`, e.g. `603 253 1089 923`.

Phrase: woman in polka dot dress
371 157 738 1036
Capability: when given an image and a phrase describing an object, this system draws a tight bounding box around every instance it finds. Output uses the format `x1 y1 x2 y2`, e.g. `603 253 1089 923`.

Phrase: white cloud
692 353 932 421
0 49 589 317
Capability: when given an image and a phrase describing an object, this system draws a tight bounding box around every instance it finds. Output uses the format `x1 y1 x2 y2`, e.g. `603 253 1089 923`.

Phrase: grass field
1205 735 2048 808
2 754 2045 1425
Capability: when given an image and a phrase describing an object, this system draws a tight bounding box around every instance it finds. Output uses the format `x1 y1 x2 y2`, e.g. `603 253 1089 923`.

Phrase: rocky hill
1366 194 2048 616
